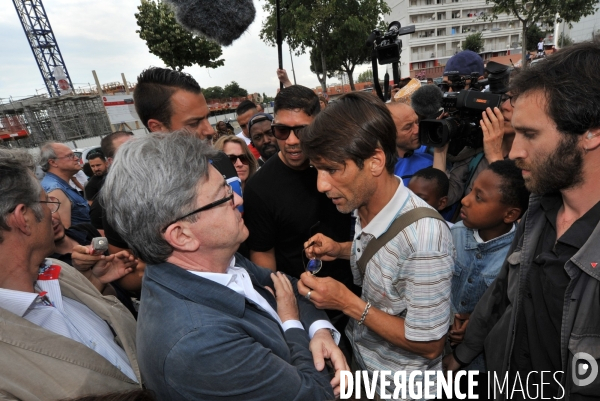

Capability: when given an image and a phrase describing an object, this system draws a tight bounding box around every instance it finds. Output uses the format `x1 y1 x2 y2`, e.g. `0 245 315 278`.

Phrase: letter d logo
572 352 598 387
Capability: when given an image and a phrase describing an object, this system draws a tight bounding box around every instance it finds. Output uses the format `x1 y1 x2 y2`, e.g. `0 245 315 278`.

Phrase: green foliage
135 0 224 71
357 69 373 83
223 81 248 98
464 32 484 53
202 82 248 99
485 0 599 55
260 0 389 91
525 24 548 51
559 32 575 47
202 86 225 99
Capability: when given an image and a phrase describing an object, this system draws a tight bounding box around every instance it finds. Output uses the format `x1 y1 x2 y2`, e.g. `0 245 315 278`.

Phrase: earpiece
587 132 594 139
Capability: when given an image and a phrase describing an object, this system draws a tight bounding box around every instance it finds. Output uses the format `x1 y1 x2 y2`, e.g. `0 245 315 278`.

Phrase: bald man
386 102 433 185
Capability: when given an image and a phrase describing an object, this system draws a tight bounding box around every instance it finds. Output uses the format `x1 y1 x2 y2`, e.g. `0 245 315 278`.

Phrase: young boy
448 160 529 371
408 167 449 213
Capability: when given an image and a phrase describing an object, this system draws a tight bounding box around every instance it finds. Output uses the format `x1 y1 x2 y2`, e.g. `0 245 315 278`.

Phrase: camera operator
432 53 515 209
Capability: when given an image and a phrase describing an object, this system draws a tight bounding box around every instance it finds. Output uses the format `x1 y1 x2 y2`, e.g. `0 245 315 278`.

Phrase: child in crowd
447 160 529 371
408 166 450 216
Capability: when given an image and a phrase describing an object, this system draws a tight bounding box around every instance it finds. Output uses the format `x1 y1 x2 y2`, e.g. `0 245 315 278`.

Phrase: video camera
418 62 510 156
366 21 415 102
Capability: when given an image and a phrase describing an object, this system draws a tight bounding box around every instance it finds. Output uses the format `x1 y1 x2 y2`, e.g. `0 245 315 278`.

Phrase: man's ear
583 128 600 152
7 204 33 236
368 148 387 177
503 207 521 224
437 196 448 211
163 223 200 253
147 119 169 133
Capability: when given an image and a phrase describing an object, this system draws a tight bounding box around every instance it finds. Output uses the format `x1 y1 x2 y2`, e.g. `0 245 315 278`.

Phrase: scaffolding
0 95 112 148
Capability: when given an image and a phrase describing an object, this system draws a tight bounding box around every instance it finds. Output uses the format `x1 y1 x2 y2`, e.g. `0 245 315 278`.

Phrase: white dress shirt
190 257 339 342
0 260 137 382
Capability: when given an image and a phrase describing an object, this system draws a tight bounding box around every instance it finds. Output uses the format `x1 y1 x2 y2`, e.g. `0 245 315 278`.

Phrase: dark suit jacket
137 253 334 401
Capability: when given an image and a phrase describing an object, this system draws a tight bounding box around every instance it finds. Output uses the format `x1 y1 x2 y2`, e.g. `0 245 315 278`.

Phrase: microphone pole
276 0 283 90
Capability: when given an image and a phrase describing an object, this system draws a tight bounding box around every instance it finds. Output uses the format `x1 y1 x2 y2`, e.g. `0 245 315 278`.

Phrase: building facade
385 0 522 78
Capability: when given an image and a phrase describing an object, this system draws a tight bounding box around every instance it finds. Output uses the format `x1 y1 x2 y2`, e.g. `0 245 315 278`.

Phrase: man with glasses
40 142 90 228
0 148 141 399
101 131 346 400
243 85 358 360
247 112 279 166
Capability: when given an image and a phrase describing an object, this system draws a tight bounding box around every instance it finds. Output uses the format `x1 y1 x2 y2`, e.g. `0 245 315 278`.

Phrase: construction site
0 94 112 148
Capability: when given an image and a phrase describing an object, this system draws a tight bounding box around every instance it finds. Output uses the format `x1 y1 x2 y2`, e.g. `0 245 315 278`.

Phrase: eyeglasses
37 196 61 214
271 124 308 141
52 153 78 161
161 183 234 233
228 154 250 165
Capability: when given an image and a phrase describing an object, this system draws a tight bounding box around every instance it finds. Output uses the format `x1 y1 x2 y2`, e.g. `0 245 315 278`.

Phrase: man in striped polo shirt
298 91 455 398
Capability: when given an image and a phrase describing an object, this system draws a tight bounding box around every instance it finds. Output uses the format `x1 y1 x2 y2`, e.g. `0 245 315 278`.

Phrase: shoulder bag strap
356 207 447 277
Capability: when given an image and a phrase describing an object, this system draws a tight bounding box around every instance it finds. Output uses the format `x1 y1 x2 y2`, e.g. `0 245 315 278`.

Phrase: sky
0 0 383 101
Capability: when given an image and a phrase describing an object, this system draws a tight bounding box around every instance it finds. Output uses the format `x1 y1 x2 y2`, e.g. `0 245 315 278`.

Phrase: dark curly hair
488 160 530 216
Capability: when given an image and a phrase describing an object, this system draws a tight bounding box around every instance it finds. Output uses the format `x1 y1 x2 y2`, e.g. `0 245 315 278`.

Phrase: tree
559 32 575 47
464 32 484 53
357 69 374 83
135 0 224 71
484 0 599 56
203 86 225 100
524 24 548 51
260 0 389 92
223 82 248 98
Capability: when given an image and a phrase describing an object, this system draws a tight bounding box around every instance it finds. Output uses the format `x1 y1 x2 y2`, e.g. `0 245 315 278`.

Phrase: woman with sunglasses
214 136 258 190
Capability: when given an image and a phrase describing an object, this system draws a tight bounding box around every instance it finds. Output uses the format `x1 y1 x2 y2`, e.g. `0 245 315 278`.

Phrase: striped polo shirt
347 177 454 395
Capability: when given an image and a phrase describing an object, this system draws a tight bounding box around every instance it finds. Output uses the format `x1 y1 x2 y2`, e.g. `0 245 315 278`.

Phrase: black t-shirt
510 193 600 399
84 174 105 201
100 151 239 251
243 154 355 289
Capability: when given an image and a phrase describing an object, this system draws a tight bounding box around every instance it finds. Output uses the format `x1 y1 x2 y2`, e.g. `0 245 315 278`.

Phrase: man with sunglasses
243 85 358 360
101 131 347 400
40 142 90 228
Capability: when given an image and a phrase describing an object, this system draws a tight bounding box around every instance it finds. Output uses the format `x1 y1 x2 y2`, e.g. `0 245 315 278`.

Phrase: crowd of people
1 37 600 401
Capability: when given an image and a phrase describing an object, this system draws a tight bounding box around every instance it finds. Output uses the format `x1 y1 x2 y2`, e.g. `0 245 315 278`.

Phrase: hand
92 250 137 284
310 328 349 398
442 353 462 373
71 244 103 272
432 142 450 171
267 272 299 322
390 86 400 101
481 107 505 163
298 272 352 312
277 69 293 88
304 234 342 261
448 313 470 346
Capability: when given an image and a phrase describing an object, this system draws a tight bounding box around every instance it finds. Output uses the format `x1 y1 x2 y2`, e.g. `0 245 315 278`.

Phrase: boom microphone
163 0 256 46
411 84 444 119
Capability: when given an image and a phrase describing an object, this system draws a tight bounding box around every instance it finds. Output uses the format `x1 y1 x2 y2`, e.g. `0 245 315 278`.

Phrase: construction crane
12 0 74 97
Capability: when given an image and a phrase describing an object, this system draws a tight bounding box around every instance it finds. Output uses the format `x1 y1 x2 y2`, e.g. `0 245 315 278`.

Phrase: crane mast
12 0 74 97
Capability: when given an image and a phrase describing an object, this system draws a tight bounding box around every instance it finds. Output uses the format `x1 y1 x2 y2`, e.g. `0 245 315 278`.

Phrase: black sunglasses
271 124 308 140
228 154 250 165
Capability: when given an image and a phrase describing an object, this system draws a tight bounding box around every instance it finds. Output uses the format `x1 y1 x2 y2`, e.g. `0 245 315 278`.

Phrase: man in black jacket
444 39 600 400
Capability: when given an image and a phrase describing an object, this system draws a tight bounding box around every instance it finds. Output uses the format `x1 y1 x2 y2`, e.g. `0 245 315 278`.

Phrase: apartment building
385 0 522 78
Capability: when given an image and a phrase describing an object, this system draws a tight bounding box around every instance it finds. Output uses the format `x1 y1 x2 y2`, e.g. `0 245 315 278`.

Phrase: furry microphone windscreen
163 0 256 46
411 84 444 119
